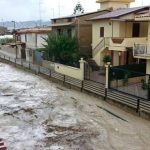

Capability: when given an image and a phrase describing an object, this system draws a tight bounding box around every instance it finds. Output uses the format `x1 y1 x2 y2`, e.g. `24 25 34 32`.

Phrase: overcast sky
0 0 150 21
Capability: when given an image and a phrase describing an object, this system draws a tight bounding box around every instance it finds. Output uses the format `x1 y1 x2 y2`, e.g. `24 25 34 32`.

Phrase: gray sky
0 0 150 21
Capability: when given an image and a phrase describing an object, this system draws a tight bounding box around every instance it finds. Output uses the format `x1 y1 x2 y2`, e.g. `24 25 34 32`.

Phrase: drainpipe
112 20 113 37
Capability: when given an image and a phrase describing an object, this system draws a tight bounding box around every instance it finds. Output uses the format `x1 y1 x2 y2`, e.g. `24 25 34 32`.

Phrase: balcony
133 44 150 59
109 37 147 51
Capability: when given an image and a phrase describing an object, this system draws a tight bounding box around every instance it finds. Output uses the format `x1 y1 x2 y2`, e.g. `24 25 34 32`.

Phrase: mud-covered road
0 63 150 150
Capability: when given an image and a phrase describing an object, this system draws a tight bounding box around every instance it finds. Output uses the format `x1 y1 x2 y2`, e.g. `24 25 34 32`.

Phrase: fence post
136 99 140 115
148 75 150 100
49 69 51 77
104 62 110 100
63 75 66 84
21 59 23 67
15 58 16 66
29 63 30 70
38 66 40 74
81 80 84 92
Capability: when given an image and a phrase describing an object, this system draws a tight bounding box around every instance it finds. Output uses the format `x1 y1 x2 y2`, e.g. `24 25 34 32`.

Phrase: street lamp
11 21 16 43
11 20 16 30
12 20 17 58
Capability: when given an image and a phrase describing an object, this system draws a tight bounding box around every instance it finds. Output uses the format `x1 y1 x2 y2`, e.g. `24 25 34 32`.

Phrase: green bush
43 31 88 67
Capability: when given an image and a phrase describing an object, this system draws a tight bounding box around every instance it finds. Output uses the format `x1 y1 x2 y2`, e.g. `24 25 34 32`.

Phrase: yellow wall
119 21 148 38
55 59 85 80
42 59 85 80
140 22 148 37
112 21 120 37
92 20 113 48
100 2 130 10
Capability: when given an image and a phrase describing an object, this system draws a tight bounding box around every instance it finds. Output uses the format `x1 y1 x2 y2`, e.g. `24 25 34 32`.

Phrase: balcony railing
110 37 147 48
133 44 150 58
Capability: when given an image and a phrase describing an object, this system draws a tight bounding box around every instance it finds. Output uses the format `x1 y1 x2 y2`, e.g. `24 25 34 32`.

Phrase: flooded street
0 62 150 150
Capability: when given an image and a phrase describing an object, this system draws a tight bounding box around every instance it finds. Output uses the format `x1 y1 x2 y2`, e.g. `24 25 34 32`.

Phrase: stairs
87 59 100 71
92 38 109 66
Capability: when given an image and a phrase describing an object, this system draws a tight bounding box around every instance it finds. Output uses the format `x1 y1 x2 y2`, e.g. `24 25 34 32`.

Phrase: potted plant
103 55 111 65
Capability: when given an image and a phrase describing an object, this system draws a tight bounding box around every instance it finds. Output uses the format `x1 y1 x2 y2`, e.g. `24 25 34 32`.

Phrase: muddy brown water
0 63 150 150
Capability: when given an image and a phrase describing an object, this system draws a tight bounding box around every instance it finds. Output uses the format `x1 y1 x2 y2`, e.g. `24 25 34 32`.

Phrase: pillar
79 58 85 80
146 60 150 75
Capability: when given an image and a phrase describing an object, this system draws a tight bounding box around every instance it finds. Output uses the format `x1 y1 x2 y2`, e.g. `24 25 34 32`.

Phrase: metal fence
0 54 150 116
109 67 150 100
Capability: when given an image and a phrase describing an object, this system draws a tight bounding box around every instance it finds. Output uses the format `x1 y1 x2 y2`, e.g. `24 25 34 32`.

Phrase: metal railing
93 38 109 56
133 44 150 58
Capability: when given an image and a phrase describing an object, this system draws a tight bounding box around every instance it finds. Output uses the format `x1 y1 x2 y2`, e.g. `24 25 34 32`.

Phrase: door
34 51 43 65
132 23 140 37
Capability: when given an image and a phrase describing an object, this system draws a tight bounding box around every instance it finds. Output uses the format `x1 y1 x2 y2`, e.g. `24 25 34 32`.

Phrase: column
79 58 85 80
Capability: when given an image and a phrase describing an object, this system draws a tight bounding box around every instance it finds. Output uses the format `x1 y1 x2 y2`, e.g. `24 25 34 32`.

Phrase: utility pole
39 0 42 27
12 20 17 58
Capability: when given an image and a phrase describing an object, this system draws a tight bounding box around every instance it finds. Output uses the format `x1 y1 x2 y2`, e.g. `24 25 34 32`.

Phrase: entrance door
126 49 136 64
132 23 140 37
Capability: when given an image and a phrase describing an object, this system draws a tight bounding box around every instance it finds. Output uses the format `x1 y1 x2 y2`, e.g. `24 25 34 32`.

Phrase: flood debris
97 105 128 122
56 87 66 91
1 93 14 96
0 63 150 150
43 124 99 147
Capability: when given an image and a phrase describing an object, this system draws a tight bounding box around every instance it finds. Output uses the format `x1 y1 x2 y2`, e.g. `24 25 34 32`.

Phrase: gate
84 61 105 85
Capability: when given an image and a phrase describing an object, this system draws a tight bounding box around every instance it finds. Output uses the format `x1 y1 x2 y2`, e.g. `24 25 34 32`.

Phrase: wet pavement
0 62 150 150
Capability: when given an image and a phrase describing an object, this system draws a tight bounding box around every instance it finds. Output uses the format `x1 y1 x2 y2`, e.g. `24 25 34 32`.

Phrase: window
100 27 104 37
68 18 72 22
25 34 27 42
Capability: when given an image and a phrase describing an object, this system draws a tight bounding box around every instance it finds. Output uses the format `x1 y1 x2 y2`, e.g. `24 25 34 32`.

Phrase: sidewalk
0 49 16 59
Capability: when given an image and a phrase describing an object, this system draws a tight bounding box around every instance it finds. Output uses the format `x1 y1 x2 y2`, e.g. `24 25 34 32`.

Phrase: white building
17 27 51 62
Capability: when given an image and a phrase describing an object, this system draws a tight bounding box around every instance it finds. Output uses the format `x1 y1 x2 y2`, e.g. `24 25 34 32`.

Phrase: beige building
0 26 7 35
51 10 109 56
89 0 150 76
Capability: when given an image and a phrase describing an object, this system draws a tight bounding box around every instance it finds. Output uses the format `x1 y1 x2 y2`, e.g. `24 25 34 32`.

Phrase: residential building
89 0 150 70
0 26 7 35
51 10 109 56
17 27 51 62
132 9 150 76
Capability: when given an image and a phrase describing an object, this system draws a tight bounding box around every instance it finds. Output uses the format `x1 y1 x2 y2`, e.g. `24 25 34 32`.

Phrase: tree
43 31 81 66
73 2 84 15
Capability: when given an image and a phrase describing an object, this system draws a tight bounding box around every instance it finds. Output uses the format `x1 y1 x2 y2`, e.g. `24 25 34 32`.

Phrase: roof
89 6 149 21
17 27 52 34
51 9 110 20
51 22 75 27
